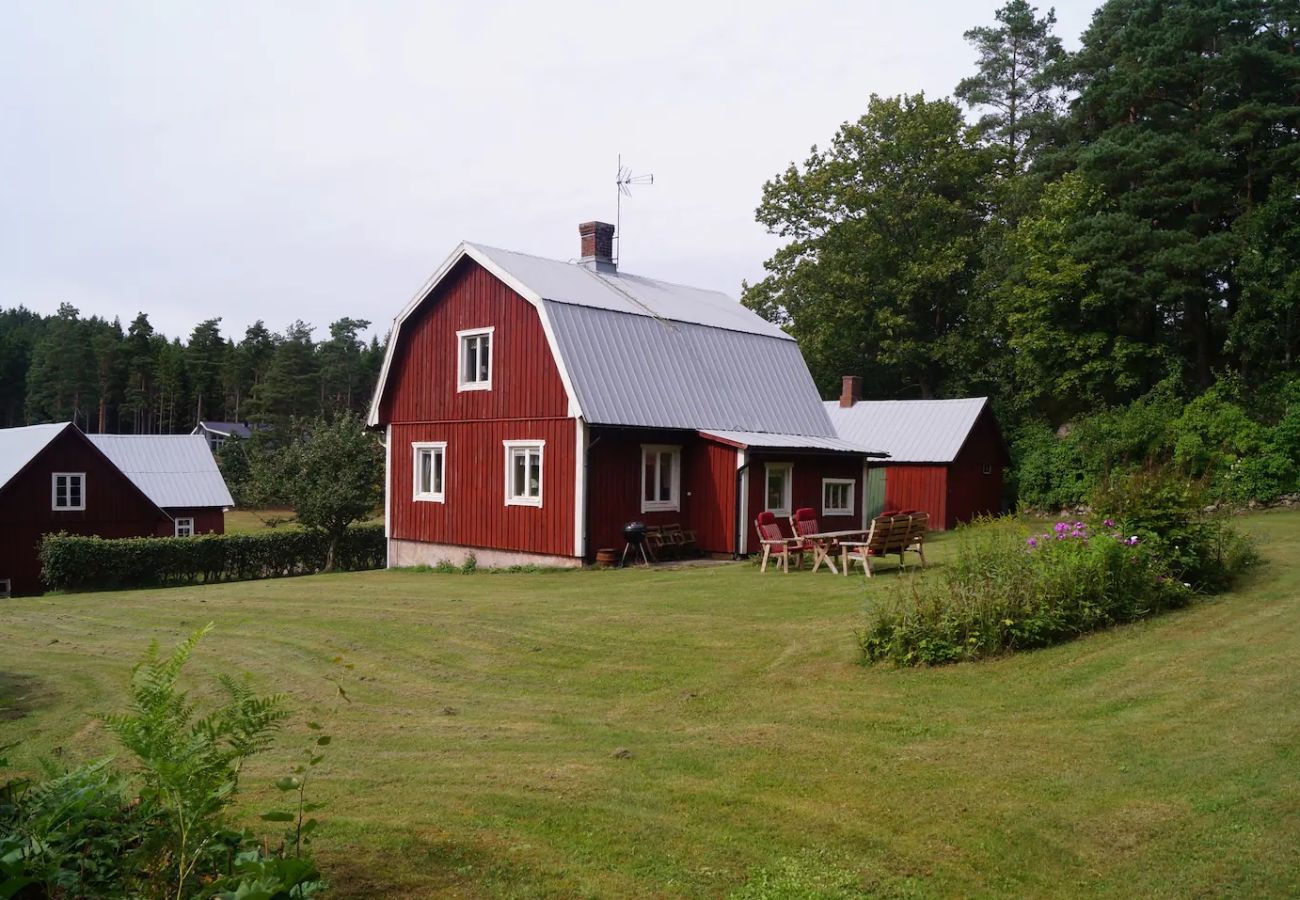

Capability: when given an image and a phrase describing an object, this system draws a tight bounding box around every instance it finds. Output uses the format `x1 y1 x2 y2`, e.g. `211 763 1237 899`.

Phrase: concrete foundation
388 538 582 570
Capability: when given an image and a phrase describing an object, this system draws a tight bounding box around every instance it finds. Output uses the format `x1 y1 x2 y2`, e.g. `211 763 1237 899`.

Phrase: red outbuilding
368 222 886 567
824 378 1009 530
0 424 233 595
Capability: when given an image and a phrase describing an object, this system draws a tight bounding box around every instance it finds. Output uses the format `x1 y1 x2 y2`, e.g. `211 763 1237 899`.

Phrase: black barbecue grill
620 521 651 567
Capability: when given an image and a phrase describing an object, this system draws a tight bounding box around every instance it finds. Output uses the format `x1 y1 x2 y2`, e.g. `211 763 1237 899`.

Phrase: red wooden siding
380 259 569 424
882 465 949 528
0 429 168 595
586 429 737 555
745 452 863 548
390 420 575 557
945 408 1007 527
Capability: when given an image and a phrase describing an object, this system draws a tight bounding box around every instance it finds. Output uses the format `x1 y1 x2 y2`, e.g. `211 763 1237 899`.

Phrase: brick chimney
579 221 616 272
839 375 863 408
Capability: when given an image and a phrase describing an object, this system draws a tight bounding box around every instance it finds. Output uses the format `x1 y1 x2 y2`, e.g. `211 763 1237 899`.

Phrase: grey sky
0 1 1096 342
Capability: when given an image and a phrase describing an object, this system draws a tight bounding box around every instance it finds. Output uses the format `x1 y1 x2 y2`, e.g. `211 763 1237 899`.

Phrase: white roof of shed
700 430 887 454
369 241 844 439
824 398 990 463
0 423 68 491
87 434 234 509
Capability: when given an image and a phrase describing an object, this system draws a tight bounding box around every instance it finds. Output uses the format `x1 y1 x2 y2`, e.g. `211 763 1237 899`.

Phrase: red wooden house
368 222 885 567
825 378 1009 530
0 424 232 595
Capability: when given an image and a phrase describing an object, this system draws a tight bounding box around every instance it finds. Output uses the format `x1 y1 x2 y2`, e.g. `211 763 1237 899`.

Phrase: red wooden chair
754 511 802 573
789 507 838 573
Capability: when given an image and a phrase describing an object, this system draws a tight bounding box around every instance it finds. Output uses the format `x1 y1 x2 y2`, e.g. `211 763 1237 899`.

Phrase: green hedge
39 525 385 592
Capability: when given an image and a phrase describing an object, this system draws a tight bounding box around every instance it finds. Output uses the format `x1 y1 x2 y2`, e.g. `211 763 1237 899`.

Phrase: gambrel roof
369 242 854 440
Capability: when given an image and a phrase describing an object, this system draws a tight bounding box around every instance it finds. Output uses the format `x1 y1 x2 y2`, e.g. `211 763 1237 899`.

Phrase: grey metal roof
87 434 234 508
0 423 68 491
470 243 791 340
194 421 260 439
544 300 836 434
823 398 989 463
700 430 886 454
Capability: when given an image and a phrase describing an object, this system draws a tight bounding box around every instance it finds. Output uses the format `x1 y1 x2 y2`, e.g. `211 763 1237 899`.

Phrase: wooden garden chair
790 506 839 574
754 511 802 573
839 512 929 578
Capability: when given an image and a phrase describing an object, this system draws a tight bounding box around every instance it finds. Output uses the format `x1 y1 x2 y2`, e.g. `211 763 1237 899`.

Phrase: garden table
799 529 870 574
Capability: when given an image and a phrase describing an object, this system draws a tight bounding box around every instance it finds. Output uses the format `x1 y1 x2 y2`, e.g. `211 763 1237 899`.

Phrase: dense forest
0 306 384 432
743 0 1300 505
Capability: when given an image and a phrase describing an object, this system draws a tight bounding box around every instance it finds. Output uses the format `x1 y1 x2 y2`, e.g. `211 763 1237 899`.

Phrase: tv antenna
615 154 653 265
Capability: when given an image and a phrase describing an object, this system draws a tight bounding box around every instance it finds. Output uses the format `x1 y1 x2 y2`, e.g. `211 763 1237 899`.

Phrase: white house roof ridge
87 434 234 509
823 397 990 463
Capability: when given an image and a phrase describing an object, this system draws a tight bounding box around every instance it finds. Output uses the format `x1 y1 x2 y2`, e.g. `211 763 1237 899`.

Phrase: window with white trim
457 326 493 391
51 473 85 511
641 444 681 512
822 478 855 516
412 442 447 502
764 463 793 517
174 517 195 537
503 440 544 506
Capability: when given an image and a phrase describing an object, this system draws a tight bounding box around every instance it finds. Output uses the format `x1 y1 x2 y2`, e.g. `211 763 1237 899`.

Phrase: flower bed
858 518 1196 666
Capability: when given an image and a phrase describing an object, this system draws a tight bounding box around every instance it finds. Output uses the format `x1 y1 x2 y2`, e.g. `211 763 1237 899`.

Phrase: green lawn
3 512 1299 898
223 508 383 533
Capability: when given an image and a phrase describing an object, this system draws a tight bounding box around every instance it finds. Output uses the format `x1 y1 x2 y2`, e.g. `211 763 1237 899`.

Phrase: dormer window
457 327 493 391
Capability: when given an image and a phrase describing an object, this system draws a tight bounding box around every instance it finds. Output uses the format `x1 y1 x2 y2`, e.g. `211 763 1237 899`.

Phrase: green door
864 466 887 521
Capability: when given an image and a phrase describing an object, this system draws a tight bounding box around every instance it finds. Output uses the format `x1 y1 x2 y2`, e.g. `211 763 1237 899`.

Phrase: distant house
87 434 234 536
191 420 267 452
825 379 1009 530
0 424 233 595
368 221 886 567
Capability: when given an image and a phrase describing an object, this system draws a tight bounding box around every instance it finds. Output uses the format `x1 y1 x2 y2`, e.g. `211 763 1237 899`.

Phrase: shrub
40 524 384 592
858 518 1193 666
0 627 327 899
1090 467 1260 592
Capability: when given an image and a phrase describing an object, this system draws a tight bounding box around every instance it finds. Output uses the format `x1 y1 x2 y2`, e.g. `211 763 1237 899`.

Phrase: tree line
743 0 1300 433
0 305 385 432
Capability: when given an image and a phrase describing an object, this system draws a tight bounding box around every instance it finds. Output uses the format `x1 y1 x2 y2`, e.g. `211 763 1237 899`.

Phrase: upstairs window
52 473 86 511
457 327 494 391
764 463 792 518
822 478 854 516
641 445 681 512
413 442 447 502
504 440 543 507
174 517 195 537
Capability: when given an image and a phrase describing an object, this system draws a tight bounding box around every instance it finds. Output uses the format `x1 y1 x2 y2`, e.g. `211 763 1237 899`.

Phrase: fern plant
101 624 290 899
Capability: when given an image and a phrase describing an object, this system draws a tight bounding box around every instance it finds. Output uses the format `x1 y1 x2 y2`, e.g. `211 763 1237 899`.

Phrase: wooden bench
645 523 698 560
838 512 929 578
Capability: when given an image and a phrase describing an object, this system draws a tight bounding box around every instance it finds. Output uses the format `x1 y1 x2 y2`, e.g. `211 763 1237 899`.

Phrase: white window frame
412 441 447 503
503 440 544 507
764 462 793 518
640 444 682 513
174 517 195 537
456 326 494 392
51 472 86 511
821 478 855 517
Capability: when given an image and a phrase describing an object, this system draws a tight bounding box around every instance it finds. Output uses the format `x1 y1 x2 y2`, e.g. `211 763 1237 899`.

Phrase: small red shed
368 222 886 567
824 378 1009 530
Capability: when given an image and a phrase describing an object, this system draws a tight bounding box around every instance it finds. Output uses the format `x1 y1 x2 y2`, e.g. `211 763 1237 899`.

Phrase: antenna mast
615 153 654 265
